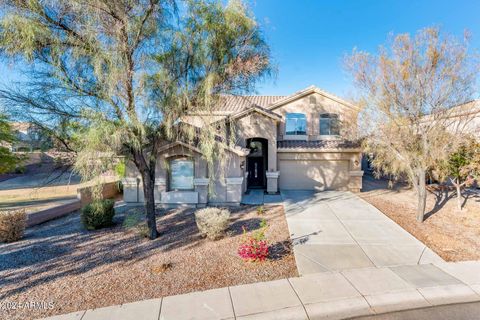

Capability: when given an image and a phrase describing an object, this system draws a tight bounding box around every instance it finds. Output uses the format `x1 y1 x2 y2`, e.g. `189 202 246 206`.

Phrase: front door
247 157 265 188
246 138 268 189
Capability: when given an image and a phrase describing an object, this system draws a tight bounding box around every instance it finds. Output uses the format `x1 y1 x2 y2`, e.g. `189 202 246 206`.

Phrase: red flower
238 238 269 261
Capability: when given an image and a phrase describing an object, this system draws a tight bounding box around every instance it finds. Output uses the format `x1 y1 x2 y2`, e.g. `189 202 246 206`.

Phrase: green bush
81 199 115 230
114 161 126 178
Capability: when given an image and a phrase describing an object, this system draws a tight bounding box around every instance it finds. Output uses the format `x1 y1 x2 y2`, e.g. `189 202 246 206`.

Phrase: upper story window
320 113 340 136
285 113 307 135
169 158 194 191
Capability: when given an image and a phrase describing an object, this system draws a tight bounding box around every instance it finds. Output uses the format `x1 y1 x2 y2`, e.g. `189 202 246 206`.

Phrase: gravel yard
360 175 480 262
0 204 297 320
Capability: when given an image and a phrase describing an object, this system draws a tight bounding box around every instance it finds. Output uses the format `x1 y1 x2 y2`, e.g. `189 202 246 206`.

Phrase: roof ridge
219 94 287 97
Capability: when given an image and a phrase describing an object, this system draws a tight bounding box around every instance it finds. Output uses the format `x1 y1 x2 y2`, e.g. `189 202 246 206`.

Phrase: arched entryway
246 138 268 189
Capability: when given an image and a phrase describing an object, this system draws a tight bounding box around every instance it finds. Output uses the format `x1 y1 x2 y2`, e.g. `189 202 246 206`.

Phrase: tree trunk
416 169 427 222
133 150 159 240
455 179 462 211
141 171 158 239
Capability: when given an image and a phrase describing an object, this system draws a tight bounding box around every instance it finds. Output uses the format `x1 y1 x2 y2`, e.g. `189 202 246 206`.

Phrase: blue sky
251 0 480 97
1 0 480 99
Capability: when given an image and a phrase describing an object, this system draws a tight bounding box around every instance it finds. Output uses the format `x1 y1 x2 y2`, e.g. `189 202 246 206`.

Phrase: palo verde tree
0 0 271 239
346 27 479 222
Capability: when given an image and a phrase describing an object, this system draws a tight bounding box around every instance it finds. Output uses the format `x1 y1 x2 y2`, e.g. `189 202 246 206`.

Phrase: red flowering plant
237 219 269 262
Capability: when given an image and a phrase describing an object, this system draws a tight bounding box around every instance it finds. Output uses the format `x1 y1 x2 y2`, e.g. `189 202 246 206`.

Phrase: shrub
0 209 27 243
238 237 269 261
81 199 115 230
238 219 269 262
194 207 231 240
256 206 266 215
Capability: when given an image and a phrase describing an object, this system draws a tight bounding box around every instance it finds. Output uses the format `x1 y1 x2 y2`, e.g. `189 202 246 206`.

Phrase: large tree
0 0 271 238
346 27 478 222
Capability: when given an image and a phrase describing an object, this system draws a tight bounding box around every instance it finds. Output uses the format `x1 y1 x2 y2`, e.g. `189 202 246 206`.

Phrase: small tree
346 27 479 222
440 138 480 210
0 0 271 239
0 114 18 173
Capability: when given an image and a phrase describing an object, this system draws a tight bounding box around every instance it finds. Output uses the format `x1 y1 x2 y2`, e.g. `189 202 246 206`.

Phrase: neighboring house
361 100 480 177
8 122 51 152
444 100 480 139
124 86 364 206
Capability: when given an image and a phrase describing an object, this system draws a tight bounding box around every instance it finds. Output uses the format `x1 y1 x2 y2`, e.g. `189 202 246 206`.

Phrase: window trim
168 157 195 191
285 112 307 136
319 113 340 136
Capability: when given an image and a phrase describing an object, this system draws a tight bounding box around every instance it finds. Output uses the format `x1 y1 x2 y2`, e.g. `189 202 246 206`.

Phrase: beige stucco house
123 86 364 206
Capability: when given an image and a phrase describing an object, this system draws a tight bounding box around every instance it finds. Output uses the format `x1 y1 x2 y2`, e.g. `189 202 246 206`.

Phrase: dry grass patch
0 205 296 320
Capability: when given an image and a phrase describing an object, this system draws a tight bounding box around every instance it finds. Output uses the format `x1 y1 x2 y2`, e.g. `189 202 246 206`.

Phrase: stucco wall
207 152 245 204
124 145 245 205
155 145 207 186
234 112 278 171
272 92 358 141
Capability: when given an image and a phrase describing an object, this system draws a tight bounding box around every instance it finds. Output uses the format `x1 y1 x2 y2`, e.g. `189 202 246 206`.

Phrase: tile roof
217 95 287 113
277 140 361 150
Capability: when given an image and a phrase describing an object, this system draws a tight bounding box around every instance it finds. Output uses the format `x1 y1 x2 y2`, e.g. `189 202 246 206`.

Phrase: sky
249 0 480 97
1 0 480 99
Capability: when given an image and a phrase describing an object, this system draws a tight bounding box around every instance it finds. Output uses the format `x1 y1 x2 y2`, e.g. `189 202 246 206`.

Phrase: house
361 100 480 177
123 86 364 206
7 122 51 152
444 100 480 138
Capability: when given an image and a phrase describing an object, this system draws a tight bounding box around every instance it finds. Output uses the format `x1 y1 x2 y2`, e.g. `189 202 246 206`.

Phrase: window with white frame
285 113 307 135
319 113 340 135
169 158 194 190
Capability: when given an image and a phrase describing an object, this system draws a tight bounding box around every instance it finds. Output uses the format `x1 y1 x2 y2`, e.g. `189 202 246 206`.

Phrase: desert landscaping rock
0 205 296 320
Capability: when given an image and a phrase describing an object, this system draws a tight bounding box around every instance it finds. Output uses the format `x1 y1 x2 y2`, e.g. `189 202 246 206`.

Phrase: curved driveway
281 190 444 274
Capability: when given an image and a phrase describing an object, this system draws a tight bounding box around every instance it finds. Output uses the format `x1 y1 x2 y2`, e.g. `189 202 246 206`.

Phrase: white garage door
278 159 349 190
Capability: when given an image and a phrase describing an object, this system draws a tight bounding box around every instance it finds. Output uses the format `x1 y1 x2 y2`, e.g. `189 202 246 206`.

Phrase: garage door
278 159 349 190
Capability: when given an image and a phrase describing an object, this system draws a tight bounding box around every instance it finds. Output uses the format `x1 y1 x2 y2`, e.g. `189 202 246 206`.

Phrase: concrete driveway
282 190 444 275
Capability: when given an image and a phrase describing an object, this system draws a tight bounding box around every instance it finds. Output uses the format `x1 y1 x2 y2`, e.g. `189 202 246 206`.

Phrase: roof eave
268 85 361 112
277 147 363 153
230 105 282 122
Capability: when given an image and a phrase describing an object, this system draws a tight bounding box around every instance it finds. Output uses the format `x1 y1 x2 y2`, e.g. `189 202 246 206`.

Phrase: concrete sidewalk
282 190 444 275
40 261 480 320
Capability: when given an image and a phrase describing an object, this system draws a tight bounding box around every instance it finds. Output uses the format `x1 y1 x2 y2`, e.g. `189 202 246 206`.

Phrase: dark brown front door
246 138 267 189
247 157 265 188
